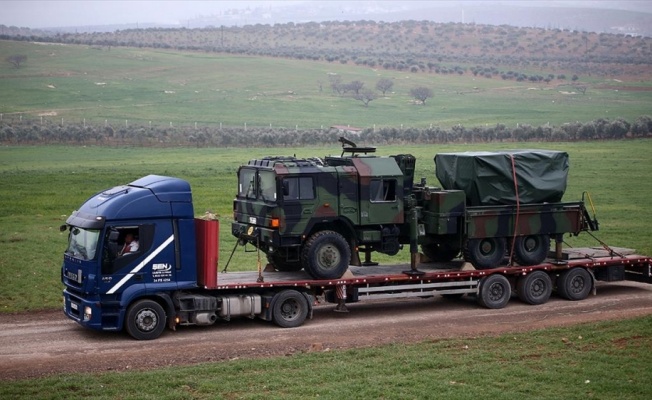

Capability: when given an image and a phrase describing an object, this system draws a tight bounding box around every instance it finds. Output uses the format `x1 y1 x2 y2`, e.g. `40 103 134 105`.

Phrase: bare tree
345 80 365 95
328 75 343 94
409 86 433 105
353 89 378 107
376 78 394 95
6 54 27 69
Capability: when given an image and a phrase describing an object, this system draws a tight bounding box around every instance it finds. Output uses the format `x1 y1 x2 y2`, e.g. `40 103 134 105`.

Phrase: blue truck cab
61 175 200 339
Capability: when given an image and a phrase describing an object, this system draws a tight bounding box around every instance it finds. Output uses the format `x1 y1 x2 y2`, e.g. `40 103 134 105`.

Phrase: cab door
280 175 317 235
99 221 176 295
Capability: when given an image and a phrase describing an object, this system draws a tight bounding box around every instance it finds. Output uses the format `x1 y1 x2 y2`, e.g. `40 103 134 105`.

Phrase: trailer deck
213 250 652 290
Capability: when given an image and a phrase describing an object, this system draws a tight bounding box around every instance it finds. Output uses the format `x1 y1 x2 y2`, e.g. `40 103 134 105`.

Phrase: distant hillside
2 20 650 80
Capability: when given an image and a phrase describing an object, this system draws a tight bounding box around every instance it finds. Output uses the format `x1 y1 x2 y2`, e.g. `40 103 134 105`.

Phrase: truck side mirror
108 229 120 242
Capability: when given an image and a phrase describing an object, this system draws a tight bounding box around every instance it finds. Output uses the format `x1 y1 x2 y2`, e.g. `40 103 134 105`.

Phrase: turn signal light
270 218 280 228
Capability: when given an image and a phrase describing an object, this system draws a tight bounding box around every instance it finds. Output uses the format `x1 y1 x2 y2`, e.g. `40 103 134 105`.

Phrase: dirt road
2 281 651 381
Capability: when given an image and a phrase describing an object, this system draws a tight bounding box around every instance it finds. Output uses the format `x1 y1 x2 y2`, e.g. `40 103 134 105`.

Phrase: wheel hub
480 240 494 255
318 245 341 268
136 309 157 332
523 236 538 252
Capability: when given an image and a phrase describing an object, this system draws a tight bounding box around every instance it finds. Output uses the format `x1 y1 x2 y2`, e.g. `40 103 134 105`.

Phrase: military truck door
336 166 359 225
353 158 404 225
280 175 317 235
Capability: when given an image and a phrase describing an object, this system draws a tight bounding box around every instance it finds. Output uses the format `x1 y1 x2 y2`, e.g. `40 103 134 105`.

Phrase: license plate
71 303 78 311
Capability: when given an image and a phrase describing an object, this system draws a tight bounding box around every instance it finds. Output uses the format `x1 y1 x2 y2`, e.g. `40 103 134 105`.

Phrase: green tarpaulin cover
435 150 569 206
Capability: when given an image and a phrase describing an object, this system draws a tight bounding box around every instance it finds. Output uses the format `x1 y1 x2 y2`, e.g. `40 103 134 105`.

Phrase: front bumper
232 222 279 248
63 289 123 332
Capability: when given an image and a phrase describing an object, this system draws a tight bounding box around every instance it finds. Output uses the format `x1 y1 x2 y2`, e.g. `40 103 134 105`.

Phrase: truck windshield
259 170 276 202
65 227 100 261
239 168 257 199
238 169 276 202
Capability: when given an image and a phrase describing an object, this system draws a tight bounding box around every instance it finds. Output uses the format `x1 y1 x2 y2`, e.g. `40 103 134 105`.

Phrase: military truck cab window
238 169 276 202
102 225 154 275
282 177 315 201
259 171 276 202
65 227 100 261
239 169 257 199
370 179 397 202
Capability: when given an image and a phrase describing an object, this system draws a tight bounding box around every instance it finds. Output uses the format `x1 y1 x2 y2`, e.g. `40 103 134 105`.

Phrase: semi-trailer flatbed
61 175 651 340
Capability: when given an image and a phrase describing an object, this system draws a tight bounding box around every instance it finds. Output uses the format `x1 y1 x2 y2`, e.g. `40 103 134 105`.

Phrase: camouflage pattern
465 202 588 239
232 144 597 271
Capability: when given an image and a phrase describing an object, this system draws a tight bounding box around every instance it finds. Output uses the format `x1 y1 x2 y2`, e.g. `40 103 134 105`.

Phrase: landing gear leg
334 284 349 313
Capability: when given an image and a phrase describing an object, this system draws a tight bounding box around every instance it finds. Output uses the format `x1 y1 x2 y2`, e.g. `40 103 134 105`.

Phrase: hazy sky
1 1 294 28
2 0 651 29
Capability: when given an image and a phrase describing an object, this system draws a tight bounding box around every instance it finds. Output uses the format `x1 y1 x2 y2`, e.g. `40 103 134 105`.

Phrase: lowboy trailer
61 176 652 340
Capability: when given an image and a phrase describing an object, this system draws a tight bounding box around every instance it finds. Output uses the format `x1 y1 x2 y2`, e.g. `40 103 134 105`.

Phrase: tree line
1 116 650 147
2 20 651 79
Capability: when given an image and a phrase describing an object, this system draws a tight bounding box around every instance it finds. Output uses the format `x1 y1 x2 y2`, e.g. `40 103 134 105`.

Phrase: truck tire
516 271 552 305
557 268 592 301
421 241 460 262
272 290 309 328
478 274 511 309
464 237 507 270
125 299 167 340
512 235 550 266
267 252 302 272
302 231 351 280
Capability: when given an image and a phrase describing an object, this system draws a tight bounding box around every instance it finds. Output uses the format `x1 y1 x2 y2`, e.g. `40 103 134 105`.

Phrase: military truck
232 138 598 280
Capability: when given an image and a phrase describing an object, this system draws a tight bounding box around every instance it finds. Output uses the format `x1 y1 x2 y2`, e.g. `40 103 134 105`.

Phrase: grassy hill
1 39 651 131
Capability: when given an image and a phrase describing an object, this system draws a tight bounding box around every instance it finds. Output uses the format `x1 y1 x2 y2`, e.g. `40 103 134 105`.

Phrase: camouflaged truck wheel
302 230 351 280
421 240 461 263
464 237 507 270
512 235 550 266
267 252 303 272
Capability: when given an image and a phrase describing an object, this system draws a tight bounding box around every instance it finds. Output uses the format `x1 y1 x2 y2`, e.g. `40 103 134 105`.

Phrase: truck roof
244 155 403 178
67 175 194 227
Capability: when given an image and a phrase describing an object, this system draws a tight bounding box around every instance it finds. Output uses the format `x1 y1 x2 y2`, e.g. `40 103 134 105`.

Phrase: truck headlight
84 306 92 321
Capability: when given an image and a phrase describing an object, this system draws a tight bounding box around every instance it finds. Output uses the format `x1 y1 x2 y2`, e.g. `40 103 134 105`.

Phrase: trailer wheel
517 271 552 305
125 299 166 340
478 274 511 309
557 268 592 301
512 235 550 266
464 237 507 270
272 290 309 328
302 230 351 280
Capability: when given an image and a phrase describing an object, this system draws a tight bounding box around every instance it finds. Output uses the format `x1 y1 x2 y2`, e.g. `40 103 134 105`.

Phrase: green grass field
1 40 651 130
0 140 650 313
1 39 652 397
